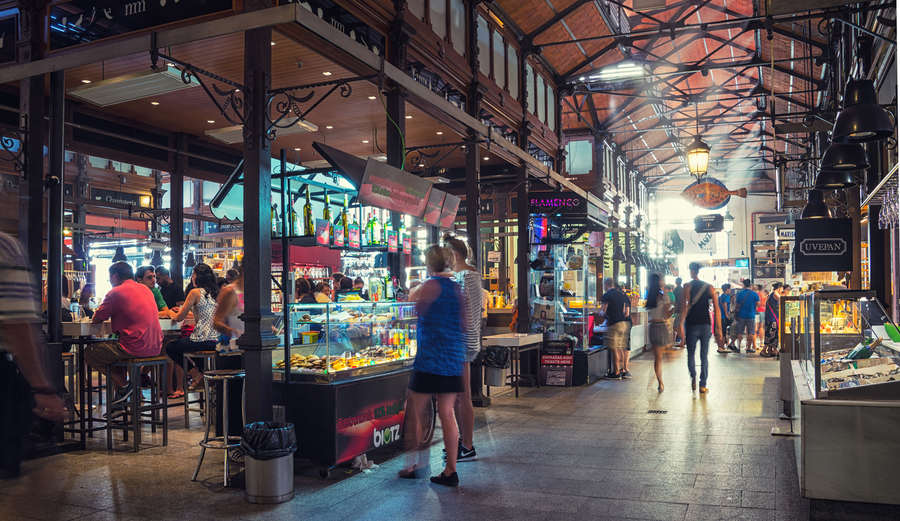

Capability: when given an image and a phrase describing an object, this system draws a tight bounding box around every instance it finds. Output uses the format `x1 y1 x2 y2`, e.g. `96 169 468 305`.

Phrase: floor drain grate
647 410 668 414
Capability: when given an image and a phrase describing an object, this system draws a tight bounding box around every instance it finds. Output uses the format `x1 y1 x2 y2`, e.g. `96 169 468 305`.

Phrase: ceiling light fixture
686 104 710 177
67 65 198 107
815 168 858 190
325 125 333 129
436 131 443 135
820 142 869 171
293 147 301 151
405 115 412 119
368 95 377 100
150 101 160 106
81 79 91 84
271 41 276 46
832 79 894 143
800 189 832 219
583 61 646 82
362 140 369 144
322 71 332 76
207 119 215 124
483 156 490 161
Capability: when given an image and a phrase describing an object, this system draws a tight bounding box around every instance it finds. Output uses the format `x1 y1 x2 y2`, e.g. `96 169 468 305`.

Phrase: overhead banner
48 0 235 51
358 159 432 218
794 218 852 272
439 194 461 228
422 189 445 225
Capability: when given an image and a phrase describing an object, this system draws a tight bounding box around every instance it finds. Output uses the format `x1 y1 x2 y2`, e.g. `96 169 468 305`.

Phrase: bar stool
106 356 169 452
192 369 245 487
183 351 218 428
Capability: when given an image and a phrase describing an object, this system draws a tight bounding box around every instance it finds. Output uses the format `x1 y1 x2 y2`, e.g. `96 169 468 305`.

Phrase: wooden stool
106 356 169 452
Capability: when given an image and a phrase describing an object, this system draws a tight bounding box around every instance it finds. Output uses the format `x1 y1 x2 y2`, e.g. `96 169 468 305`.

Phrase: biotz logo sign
373 424 401 448
799 238 847 256
794 218 852 273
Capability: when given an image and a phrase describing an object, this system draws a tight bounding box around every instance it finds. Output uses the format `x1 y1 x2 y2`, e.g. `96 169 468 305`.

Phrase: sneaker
430 471 459 487
604 372 621 380
458 444 477 460
620 371 632 380
728 344 740 353
716 348 729 354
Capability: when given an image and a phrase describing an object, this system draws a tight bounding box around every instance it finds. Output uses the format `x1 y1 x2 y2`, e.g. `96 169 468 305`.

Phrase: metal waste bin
241 422 297 504
483 345 510 387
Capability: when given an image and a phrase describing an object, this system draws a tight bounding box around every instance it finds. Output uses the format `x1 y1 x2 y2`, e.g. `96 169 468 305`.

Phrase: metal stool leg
183 356 190 428
106 369 113 451
223 380 230 487
150 366 158 434
162 364 168 446
192 377 212 481
131 365 140 452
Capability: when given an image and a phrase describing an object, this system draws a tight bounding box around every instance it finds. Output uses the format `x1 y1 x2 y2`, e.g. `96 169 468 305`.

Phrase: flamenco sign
794 218 852 272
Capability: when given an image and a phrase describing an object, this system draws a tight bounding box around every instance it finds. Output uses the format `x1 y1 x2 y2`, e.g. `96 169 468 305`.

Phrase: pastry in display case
799 290 900 399
273 301 417 381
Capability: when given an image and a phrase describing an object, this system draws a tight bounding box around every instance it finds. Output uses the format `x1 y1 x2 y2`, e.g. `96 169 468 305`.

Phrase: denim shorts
734 317 756 336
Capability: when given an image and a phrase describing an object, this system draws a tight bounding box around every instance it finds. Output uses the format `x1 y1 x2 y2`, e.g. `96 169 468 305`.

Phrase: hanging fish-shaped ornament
681 177 747 210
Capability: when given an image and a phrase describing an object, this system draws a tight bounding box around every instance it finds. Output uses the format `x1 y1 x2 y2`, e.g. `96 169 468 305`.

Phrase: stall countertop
63 318 182 338
483 333 542 347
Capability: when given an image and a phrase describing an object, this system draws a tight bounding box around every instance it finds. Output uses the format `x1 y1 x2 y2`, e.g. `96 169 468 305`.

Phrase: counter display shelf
273 301 420 472
787 290 900 505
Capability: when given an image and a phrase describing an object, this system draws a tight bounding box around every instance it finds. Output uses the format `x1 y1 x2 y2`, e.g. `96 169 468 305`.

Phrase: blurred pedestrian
679 262 723 394
672 278 685 347
762 283 783 357
646 273 673 392
399 245 465 487
601 278 631 379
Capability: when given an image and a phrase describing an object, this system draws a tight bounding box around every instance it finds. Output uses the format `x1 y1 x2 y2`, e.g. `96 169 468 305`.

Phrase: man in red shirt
84 262 162 405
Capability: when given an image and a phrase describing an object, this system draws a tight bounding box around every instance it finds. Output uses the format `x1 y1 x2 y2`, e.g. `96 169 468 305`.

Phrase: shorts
649 322 672 347
734 317 756 336
408 371 463 394
83 341 136 368
756 311 765 324
605 321 630 350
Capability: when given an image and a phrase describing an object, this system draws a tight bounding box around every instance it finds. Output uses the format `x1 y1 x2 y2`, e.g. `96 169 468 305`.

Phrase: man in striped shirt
0 232 66 478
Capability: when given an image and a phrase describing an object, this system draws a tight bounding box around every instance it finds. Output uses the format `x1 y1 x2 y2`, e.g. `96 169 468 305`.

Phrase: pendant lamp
185 252 196 268
820 142 869 171
800 189 832 219
686 137 711 177
814 168 858 190
832 79 894 143
112 246 128 263
150 250 164 267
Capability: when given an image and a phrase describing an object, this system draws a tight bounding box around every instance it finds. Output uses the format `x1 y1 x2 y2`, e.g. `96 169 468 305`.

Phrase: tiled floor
0 347 811 521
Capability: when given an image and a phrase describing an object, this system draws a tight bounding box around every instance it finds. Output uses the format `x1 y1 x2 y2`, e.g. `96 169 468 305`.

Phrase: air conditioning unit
67 66 198 107
206 120 319 144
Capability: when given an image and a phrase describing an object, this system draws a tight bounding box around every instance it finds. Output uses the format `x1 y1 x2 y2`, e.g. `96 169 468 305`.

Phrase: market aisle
0 349 806 521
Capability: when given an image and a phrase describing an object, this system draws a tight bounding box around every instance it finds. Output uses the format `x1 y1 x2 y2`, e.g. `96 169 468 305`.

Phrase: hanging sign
387 231 398 253
603 232 613 274
315 219 330 246
487 250 501 263
681 177 747 210
402 236 411 255
439 194 461 228
348 223 360 249
333 225 345 248
794 218 852 272
694 214 724 233
422 189 445 225
359 159 431 218
528 191 585 215
48 0 235 51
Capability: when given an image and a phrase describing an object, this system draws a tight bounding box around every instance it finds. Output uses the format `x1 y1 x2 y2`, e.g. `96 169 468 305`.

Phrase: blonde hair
424 245 450 274
443 233 471 263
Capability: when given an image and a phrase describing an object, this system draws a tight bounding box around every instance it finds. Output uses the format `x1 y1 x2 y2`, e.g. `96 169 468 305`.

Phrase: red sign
348 223 360 249
333 226 345 248
358 159 431 218
541 355 574 366
387 231 398 253
439 194 461 228
315 219 330 246
423 189 445 225
402 237 411 255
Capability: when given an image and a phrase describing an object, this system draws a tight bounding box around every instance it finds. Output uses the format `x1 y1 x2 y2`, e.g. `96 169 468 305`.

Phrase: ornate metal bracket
151 47 248 127
266 75 376 140
0 125 26 175
406 139 487 173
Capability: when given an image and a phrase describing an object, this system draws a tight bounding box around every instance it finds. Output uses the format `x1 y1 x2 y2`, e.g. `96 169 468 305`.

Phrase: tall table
482 333 542 398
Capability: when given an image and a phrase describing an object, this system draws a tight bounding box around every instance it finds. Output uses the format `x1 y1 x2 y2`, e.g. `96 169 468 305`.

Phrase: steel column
239 25 278 422
465 130 482 270
866 144 887 306
386 8 408 282
171 135 186 290
515 163 530 334
47 71 64 343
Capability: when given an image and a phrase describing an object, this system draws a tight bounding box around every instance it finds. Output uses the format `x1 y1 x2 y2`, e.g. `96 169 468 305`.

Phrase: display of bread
274 348 407 373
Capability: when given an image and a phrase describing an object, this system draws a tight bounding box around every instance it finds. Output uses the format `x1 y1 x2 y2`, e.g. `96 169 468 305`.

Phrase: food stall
789 290 900 504
211 143 460 473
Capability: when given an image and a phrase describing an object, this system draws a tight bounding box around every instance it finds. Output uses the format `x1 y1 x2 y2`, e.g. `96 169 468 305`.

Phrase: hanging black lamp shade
820 142 869 171
814 168 858 190
150 250 164 267
800 190 832 219
832 79 894 143
613 246 626 262
185 252 196 268
112 246 128 263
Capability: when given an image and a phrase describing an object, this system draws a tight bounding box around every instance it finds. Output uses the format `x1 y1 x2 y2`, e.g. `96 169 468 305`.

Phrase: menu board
348 223 361 249
423 189 445 225
439 194 461 229
315 219 331 246
358 159 431 218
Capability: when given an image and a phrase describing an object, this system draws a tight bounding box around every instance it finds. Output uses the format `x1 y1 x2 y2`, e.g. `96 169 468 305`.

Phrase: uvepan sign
794 218 852 272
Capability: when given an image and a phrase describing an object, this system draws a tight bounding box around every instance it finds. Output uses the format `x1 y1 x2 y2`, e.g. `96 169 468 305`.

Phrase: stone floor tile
685 504 776 521
742 491 776 509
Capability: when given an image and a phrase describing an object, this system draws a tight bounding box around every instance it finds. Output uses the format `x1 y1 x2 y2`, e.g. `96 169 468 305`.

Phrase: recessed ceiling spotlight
207 120 215 124
368 95 377 100
150 101 160 106
436 131 443 135
80 79 92 84
418 163 425 167
405 115 412 119
293 147 301 151
167 62 175 67
271 41 276 46
362 140 369 144
483 156 490 160
322 71 332 76
325 125 333 129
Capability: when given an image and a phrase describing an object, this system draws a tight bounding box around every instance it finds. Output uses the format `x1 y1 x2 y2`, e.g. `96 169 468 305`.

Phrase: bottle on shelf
365 211 375 246
303 184 314 236
341 194 350 242
384 213 392 245
372 210 382 245
323 191 331 223
271 203 280 237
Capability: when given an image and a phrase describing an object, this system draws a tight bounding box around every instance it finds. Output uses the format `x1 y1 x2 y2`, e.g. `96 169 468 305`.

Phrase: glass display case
529 242 598 349
274 300 417 382
798 290 900 399
779 295 807 355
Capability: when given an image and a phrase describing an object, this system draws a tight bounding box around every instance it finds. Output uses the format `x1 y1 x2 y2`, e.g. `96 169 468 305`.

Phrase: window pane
565 140 592 175
202 181 221 205
508 47 518 99
525 63 534 113
409 0 424 19
537 75 546 122
450 0 465 56
492 31 505 88
431 0 446 39
477 16 490 76
547 85 555 130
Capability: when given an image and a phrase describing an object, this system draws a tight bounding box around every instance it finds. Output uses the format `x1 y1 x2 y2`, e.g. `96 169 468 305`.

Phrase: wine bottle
366 211 375 245
341 194 349 241
384 213 392 245
290 198 300 237
372 211 382 245
323 192 331 223
303 185 314 236
271 203 280 237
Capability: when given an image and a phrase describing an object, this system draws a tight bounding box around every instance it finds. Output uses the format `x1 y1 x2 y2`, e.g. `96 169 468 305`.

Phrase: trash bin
483 345 510 387
242 422 297 504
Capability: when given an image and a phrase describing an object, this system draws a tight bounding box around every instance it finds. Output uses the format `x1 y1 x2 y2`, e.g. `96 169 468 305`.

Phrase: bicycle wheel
420 395 437 445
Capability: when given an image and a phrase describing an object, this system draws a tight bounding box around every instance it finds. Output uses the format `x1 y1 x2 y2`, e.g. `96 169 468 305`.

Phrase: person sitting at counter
136 266 175 319
155 266 184 308
314 282 332 303
295 278 316 304
84 262 163 410
165 263 221 398
78 283 95 319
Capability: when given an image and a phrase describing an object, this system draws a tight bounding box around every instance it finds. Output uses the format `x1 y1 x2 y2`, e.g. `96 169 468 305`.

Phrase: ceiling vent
206 120 319 144
67 66 198 107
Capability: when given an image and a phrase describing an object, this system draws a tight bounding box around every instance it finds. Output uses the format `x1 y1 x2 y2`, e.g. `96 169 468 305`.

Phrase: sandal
167 390 185 399
398 466 421 479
